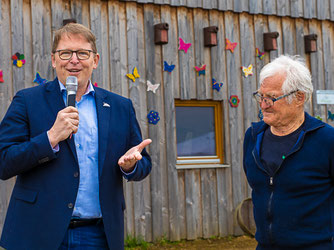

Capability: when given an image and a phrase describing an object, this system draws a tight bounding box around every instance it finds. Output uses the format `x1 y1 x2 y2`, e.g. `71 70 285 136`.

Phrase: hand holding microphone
48 76 79 147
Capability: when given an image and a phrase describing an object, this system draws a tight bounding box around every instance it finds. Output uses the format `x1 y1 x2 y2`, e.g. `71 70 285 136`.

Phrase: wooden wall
1 0 334 241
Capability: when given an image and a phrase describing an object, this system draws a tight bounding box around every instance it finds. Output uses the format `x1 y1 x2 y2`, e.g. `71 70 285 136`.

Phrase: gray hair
259 55 313 103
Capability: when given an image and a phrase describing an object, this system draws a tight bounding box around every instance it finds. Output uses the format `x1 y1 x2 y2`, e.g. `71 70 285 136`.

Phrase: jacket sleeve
121 99 152 181
243 127 252 176
0 91 56 180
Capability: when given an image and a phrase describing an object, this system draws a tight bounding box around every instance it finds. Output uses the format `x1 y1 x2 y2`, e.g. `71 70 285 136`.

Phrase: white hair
259 55 313 103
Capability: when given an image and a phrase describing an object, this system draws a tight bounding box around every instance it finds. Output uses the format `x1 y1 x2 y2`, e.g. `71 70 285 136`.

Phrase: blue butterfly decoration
328 110 334 121
164 61 175 73
212 78 223 92
33 72 48 85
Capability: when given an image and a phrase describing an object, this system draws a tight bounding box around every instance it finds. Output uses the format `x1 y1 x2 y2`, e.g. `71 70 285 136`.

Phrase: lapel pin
103 102 110 107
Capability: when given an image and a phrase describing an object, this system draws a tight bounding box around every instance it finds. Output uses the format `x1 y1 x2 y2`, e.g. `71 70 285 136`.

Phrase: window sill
175 164 230 170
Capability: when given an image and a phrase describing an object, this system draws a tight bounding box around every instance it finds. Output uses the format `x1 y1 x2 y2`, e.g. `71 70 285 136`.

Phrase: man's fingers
137 139 152 152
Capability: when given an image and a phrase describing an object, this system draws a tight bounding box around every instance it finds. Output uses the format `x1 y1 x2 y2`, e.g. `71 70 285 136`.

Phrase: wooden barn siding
120 0 334 21
1 0 334 241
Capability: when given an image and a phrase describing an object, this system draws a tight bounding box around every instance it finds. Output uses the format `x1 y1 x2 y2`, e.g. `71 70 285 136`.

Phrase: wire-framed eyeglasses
54 49 96 60
253 90 298 107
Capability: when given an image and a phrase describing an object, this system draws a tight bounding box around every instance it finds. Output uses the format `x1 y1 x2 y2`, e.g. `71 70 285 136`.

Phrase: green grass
125 235 151 249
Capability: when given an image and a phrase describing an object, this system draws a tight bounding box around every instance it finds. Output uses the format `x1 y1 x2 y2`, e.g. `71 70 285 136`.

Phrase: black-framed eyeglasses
54 49 96 60
253 90 298 107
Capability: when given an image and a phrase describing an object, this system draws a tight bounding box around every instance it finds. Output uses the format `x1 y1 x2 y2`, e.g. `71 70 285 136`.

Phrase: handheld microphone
66 76 78 107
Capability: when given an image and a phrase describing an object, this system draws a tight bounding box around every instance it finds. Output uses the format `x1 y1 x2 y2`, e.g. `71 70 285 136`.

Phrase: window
175 100 224 168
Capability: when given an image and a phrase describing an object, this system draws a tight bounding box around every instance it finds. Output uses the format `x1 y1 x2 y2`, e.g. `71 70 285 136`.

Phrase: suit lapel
45 78 78 163
95 88 110 176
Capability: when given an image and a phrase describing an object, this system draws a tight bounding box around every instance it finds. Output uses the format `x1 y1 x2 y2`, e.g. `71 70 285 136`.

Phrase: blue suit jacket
0 79 152 250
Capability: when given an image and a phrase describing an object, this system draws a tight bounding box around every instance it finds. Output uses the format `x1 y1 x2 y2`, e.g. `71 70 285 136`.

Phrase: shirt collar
58 79 95 97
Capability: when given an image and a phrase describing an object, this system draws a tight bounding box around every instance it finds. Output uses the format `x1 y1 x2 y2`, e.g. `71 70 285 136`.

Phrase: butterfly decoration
147 80 160 94
147 110 160 125
179 38 192 53
212 78 223 92
225 38 237 53
194 64 206 76
241 64 253 78
258 109 263 120
229 95 240 107
12 52 26 68
33 72 48 85
164 61 175 73
256 48 265 60
0 70 4 83
93 82 98 87
328 110 334 121
315 115 322 121
126 67 140 82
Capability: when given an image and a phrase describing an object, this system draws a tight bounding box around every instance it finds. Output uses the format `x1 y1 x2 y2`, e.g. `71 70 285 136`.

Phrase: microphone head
66 76 78 93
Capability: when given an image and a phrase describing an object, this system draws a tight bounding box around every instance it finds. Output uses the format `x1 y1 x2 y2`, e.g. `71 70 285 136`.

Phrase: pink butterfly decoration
179 38 192 53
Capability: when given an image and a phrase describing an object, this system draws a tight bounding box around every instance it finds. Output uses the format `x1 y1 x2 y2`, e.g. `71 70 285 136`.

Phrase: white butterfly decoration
147 80 160 94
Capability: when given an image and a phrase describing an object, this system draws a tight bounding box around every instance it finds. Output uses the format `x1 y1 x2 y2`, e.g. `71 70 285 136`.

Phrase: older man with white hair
243 55 334 250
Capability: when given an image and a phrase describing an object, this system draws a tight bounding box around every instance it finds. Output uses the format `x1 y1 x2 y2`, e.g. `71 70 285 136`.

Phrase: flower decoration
0 70 4 83
33 72 48 85
212 78 223 92
147 110 160 125
229 95 240 107
12 52 26 68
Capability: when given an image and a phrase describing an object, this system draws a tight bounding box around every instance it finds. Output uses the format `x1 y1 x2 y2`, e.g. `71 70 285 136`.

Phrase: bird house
263 32 279 51
304 34 317 53
154 23 169 45
63 19 77 26
204 26 219 47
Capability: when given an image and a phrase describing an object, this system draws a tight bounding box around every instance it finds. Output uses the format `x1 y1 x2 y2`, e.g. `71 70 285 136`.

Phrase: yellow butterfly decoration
241 64 253 78
126 67 140 82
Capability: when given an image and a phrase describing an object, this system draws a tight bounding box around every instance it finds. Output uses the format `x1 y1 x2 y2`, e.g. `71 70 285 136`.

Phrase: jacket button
68 203 73 209
74 172 79 178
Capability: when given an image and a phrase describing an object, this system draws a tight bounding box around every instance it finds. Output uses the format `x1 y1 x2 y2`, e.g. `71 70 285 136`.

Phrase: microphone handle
67 94 76 107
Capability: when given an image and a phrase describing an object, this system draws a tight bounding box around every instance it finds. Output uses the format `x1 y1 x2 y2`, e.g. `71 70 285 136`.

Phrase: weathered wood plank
217 0 227 11
277 0 290 16
234 0 249 13
249 0 262 14
282 17 296 55
125 2 152 241
209 9 233 237
193 8 210 100
224 11 245 235
23 0 33 87
161 5 182 240
177 7 196 100
31 0 53 86
309 20 325 120
321 21 334 125
90 0 108 89
317 0 330 20
268 16 283 60
290 0 303 18
143 4 169 240
0 0 16 236
263 0 276 15
331 0 334 21
295 18 312 114
11 0 25 94
303 0 316 19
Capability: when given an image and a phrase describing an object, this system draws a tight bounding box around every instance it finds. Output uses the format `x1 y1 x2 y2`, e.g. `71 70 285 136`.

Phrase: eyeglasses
253 90 298 107
54 49 96 60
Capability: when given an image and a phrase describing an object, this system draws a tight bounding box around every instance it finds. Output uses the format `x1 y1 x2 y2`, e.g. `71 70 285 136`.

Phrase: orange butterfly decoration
225 38 237 53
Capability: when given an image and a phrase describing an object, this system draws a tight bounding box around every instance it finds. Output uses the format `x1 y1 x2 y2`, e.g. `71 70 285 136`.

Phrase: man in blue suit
0 23 152 249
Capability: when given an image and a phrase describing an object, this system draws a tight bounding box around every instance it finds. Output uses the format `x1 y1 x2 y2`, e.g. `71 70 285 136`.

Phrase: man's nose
69 52 80 63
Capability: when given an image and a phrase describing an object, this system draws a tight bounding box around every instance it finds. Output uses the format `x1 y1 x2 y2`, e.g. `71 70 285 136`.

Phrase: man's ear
51 53 56 68
296 91 305 106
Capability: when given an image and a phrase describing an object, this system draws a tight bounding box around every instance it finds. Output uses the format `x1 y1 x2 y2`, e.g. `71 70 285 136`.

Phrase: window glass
176 106 216 156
